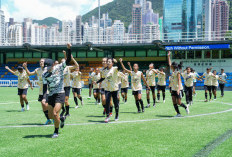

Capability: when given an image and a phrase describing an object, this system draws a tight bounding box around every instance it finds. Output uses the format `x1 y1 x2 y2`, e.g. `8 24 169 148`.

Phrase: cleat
138 110 141 113
81 101 84 106
52 133 58 138
109 113 113 117
65 114 70 117
115 116 119 121
60 116 65 128
142 109 145 112
104 117 110 123
98 103 101 105
153 104 156 108
26 105 30 111
163 100 166 103
204 99 208 102
187 104 190 107
21 108 25 112
146 104 150 108
45 119 52 125
175 114 182 117
75 105 79 109
185 106 190 114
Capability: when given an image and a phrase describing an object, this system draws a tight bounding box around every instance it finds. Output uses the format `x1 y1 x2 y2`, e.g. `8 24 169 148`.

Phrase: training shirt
103 67 119 92
71 71 82 88
172 70 182 91
121 73 129 88
63 66 72 87
193 72 199 83
146 69 156 86
202 72 213 86
157 72 166 86
88 72 95 84
212 75 220 87
35 67 44 95
218 73 227 84
92 73 101 89
43 62 66 96
130 71 142 91
100 68 107 89
182 72 194 87
14 70 29 89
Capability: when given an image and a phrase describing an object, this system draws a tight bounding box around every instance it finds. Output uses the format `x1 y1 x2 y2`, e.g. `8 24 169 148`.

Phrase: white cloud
3 0 113 22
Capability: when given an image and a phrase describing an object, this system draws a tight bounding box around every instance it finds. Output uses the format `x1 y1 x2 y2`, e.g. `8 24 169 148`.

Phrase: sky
1 0 113 22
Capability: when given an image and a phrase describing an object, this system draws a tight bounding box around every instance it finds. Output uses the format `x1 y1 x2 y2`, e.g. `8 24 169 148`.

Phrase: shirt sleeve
14 71 19 76
59 62 67 71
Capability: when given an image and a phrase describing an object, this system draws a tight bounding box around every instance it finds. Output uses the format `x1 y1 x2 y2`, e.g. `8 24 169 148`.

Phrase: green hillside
33 17 61 26
82 0 163 28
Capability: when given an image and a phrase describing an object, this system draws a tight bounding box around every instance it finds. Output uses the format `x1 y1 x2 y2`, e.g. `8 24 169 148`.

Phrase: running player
212 70 226 100
92 68 101 105
218 69 227 97
43 43 74 138
168 51 189 117
157 68 166 103
23 59 52 124
5 65 33 111
71 66 83 108
120 70 129 103
60 57 78 117
200 68 213 102
181 67 201 106
192 69 200 97
145 64 157 108
88 68 95 99
119 58 150 113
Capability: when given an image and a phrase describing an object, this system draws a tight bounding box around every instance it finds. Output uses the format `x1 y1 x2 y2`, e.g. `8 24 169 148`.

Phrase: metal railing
1 30 232 46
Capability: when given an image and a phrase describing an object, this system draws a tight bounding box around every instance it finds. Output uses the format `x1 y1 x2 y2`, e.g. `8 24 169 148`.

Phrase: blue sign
165 44 230 51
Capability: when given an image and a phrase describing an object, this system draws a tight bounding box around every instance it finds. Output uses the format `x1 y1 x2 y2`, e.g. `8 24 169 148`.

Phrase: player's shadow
6 110 21 113
120 112 138 114
21 123 44 126
156 115 173 118
88 120 104 123
86 115 104 118
23 134 52 139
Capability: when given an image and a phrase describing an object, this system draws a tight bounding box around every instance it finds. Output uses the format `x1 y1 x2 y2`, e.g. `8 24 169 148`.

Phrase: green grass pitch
0 87 232 157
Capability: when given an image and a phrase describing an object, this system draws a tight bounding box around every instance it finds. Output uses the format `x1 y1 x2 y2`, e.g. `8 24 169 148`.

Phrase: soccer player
168 51 189 117
192 69 200 97
218 69 227 97
60 57 79 117
200 68 213 102
88 68 95 99
145 64 157 108
120 70 129 103
5 65 33 111
43 43 74 138
157 68 166 103
212 70 226 100
23 59 52 124
119 58 150 113
71 66 83 108
182 67 201 106
92 68 101 105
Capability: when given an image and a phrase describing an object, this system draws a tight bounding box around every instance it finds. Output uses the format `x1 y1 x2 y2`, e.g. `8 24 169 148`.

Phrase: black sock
209 93 212 99
44 110 49 120
214 96 216 99
205 93 207 100
180 103 187 109
74 97 78 106
153 98 156 104
157 93 160 100
139 99 144 110
163 93 165 100
147 99 150 104
125 98 127 102
94 97 97 101
54 128 59 134
21 104 24 108
110 106 113 113
79 96 82 101
65 106 69 115
115 106 119 116
136 100 140 111
174 104 180 114
98 98 100 103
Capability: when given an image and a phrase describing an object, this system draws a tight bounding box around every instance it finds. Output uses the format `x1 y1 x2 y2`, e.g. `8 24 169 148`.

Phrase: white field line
0 108 232 129
0 100 38 105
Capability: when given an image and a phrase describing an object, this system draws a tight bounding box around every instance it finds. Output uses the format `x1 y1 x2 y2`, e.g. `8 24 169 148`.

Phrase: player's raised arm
119 58 132 74
167 51 172 67
5 66 16 75
23 62 36 76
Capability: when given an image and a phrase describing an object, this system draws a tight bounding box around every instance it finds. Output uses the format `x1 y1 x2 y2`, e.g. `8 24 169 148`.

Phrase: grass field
0 87 232 157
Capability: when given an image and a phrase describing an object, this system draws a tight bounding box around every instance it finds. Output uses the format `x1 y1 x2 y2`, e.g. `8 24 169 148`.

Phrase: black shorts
146 86 156 93
89 84 93 89
72 88 82 95
171 90 183 99
212 86 217 91
100 88 105 95
18 88 28 95
93 89 100 94
204 85 212 91
64 87 71 97
169 87 172 92
121 88 128 94
48 93 65 107
157 85 166 91
132 90 142 95
193 82 197 87
38 94 48 102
